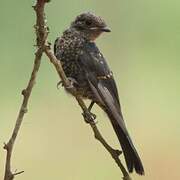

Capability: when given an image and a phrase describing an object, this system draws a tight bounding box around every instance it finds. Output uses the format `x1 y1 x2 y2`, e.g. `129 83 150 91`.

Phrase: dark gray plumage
54 12 144 175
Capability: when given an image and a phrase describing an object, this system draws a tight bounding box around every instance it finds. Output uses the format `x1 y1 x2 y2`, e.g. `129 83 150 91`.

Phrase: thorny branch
3 0 131 180
3 0 49 180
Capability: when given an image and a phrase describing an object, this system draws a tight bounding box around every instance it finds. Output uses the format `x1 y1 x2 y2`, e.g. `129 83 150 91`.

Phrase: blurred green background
0 0 180 179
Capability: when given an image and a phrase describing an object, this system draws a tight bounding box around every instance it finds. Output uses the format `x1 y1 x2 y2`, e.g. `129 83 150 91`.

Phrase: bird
54 12 144 175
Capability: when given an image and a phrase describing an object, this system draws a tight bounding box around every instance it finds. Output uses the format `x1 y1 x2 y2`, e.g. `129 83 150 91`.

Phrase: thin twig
3 0 49 180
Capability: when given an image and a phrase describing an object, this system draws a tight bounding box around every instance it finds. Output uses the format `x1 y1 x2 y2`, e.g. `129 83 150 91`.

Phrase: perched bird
54 12 144 175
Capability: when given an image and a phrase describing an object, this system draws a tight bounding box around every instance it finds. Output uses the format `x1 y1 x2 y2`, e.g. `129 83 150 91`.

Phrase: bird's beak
90 26 111 32
100 27 111 32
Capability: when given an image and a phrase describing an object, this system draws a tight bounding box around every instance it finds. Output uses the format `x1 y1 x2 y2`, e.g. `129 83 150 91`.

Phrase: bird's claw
57 81 63 89
65 77 79 90
57 77 78 90
82 110 97 124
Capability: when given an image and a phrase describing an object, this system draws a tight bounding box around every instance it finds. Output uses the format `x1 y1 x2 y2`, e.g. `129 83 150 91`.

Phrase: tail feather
87 79 144 175
107 111 144 175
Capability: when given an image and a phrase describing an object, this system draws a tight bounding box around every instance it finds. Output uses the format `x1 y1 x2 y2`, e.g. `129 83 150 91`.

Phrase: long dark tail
87 79 144 175
106 110 144 175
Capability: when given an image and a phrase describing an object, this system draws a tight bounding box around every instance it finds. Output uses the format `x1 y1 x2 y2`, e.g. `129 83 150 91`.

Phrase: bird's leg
57 77 78 89
88 101 95 111
88 101 97 123
82 101 97 124
88 101 97 121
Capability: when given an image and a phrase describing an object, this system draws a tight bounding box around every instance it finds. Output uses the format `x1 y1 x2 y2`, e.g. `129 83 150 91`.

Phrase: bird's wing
78 42 144 175
78 42 127 132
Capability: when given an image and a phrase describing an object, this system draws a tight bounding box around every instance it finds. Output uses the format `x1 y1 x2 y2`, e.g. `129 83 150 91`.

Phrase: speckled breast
54 30 95 100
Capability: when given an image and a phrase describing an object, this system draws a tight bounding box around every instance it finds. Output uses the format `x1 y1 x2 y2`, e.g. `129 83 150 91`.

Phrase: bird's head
71 12 111 41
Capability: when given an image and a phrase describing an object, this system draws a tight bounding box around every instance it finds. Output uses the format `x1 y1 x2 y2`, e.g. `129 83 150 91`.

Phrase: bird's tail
87 79 144 175
106 109 144 175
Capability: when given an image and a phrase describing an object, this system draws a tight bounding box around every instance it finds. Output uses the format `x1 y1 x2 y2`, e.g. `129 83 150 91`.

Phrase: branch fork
3 1 132 180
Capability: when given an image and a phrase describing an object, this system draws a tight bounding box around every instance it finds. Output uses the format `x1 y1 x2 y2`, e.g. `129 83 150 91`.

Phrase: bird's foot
57 81 63 89
66 77 78 90
82 110 97 124
57 77 78 89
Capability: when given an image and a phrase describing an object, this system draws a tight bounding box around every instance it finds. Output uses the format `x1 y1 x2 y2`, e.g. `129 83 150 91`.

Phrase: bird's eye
85 20 92 26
